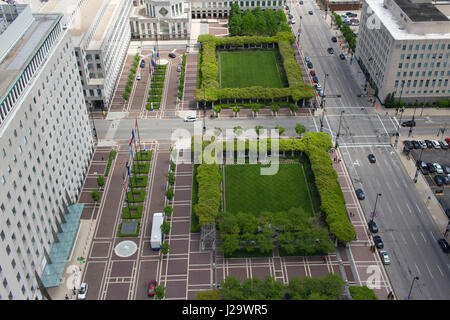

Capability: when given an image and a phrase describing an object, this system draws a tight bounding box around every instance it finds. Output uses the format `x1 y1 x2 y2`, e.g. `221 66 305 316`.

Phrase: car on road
184 115 196 122
140 59 145 68
355 188 365 200
401 120 416 127
308 10 313 15
136 73 141 80
379 250 390 264
434 163 443 174
305 56 311 63
148 280 157 296
331 36 337 42
368 220 378 233
339 53 345 60
439 140 449 149
290 19 296 24
437 238 450 253
312 76 319 83
314 83 322 90
318 90 324 97
368 154 376 163
307 61 313 68
427 162 436 173
177 65 182 72
417 161 429 174
373 235 384 249
411 140 421 149
424 140 433 148
327 47 334 54
78 283 88 300
310 70 316 76
443 164 450 174
431 140 441 149
418 140 427 149
434 174 444 186
168 52 176 58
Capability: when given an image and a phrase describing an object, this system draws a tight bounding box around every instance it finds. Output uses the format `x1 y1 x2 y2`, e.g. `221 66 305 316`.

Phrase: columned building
189 0 283 19
0 4 93 299
355 0 450 103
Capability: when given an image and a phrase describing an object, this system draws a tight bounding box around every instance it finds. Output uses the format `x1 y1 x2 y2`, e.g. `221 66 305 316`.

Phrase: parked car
439 140 449 149
418 140 427 149
437 238 450 253
331 36 337 42
308 10 313 15
368 154 376 163
442 175 450 185
368 220 378 233
307 61 313 68
327 47 334 54
373 235 384 249
288 14 293 19
290 19 296 24
379 250 391 264
343 20 352 25
78 283 88 300
427 162 436 173
299 1 304 4
346 11 353 16
403 140 413 150
341 14 347 19
434 174 444 186
442 164 450 174
136 73 141 80
148 280 158 296
445 138 450 146
418 161 429 174
350 13 358 17
431 140 441 149
140 59 145 68
318 90 324 97
168 52 176 58
184 115 196 122
305 56 311 63
310 70 316 76
312 76 319 83
434 163 443 174
355 188 365 200
401 120 416 127
177 65 182 72
314 83 322 90
411 140 421 149
424 140 433 148
339 53 346 60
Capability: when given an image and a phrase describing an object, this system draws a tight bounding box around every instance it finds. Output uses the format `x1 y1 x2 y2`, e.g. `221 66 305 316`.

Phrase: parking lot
407 140 450 214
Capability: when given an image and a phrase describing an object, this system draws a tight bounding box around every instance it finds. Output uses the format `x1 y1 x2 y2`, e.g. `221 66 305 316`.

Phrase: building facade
0 4 93 299
190 0 283 18
355 0 450 103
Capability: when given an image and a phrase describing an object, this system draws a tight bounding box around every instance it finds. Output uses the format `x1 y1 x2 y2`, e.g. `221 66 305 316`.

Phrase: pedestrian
65 294 69 300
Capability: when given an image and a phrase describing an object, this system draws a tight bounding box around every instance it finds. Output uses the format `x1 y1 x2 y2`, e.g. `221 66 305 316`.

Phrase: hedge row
135 150 152 161
193 163 221 226
178 53 187 100
195 33 314 102
123 54 141 101
126 189 146 203
104 150 117 177
122 205 144 219
132 162 150 174
146 103 160 110
129 176 148 188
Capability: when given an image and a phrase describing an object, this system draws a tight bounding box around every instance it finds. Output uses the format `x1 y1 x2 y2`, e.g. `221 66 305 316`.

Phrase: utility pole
394 107 404 148
335 110 345 148
407 276 419 300
370 193 382 222
414 148 424 183
408 100 418 137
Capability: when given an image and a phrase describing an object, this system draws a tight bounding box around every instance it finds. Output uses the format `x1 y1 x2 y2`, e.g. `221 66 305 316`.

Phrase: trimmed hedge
104 150 117 177
126 189 146 203
146 103 160 110
151 82 164 88
135 150 152 161
149 89 163 95
152 76 165 82
178 53 186 100
122 205 144 219
194 163 221 226
195 33 314 102
132 162 150 174
129 175 148 188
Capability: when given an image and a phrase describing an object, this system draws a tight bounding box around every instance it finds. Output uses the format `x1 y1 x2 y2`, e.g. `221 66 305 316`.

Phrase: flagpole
124 172 131 218
136 118 142 153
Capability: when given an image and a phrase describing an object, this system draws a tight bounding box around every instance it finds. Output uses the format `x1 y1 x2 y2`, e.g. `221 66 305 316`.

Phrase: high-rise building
0 3 93 300
355 0 450 103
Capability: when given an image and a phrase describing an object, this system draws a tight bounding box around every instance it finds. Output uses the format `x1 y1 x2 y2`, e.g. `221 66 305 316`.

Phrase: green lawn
219 50 287 89
224 164 313 215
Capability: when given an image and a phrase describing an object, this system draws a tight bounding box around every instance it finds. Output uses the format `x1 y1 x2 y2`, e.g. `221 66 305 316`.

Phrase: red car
310 70 316 76
148 280 157 296
445 138 450 146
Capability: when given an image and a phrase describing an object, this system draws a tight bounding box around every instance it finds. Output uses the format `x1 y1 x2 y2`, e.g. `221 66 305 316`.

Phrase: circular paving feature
157 59 169 66
114 240 138 258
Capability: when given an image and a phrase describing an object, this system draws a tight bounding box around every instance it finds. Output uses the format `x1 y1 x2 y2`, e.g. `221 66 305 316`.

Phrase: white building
0 4 93 299
355 0 450 103
189 0 283 18
38 0 132 110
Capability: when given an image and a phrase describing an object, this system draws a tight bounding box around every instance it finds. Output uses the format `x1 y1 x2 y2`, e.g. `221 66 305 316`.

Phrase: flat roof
70 0 105 37
0 13 62 100
393 0 449 22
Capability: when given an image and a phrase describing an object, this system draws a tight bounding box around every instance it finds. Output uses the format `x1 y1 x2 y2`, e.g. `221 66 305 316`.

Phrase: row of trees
218 207 334 257
123 53 141 101
384 92 450 109
193 163 222 226
332 12 356 52
229 4 290 36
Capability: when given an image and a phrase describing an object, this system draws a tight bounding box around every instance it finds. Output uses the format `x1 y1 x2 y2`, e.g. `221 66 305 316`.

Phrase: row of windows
397 70 448 78
402 43 450 51
395 78 449 89
398 62 449 70
192 0 282 8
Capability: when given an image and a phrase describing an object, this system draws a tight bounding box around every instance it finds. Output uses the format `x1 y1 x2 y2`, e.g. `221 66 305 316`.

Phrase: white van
151 212 164 250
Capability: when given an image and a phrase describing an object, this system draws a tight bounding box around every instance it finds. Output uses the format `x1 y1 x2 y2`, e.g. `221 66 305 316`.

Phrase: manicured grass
122 205 144 219
224 163 313 216
129 176 148 188
219 50 286 89
126 189 146 203
135 150 152 162
132 162 150 174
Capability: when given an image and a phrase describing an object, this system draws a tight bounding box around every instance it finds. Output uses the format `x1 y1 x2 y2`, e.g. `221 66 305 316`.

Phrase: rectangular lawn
219 50 286 88
224 164 313 215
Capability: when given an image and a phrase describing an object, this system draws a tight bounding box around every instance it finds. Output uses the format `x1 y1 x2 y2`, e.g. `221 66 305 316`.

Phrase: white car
433 163 443 174
379 250 390 265
136 73 141 80
290 19 296 24
77 283 88 300
431 140 441 149
184 115 196 122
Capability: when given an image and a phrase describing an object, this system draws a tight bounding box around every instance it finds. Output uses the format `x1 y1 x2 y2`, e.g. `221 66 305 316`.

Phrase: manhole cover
114 240 138 257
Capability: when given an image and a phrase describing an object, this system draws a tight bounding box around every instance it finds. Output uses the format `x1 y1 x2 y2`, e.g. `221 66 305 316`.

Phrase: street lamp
370 193 382 222
320 73 329 108
414 148 424 183
320 109 326 132
394 107 404 148
335 110 345 148
88 106 98 142
407 276 419 300
408 100 418 137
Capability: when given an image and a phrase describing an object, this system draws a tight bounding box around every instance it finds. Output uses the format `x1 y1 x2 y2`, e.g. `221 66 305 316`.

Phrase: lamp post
407 276 419 300
370 193 382 222
320 73 329 108
394 107 404 148
414 148 424 183
395 80 405 116
335 110 345 148
320 108 326 132
408 100 418 137
88 106 98 142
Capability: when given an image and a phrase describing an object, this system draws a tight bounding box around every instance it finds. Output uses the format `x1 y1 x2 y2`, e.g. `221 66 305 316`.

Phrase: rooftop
393 0 449 22
0 12 62 100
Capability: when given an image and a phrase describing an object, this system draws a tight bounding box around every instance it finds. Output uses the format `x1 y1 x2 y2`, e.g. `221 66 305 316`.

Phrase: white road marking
400 232 406 244
405 203 412 213
415 263 421 276
420 231 427 243
429 231 436 242
415 203 421 212
411 233 418 246
425 263 434 279
436 264 444 277
377 114 389 136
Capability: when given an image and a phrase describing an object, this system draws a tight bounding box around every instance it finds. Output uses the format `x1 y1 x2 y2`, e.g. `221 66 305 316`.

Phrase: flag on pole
135 119 138 131
130 144 134 160
151 102 153 110
122 173 127 191
129 129 134 146
126 161 130 176
156 50 159 58
151 59 156 68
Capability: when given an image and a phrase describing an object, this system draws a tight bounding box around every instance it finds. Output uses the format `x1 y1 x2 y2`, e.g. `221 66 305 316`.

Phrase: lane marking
436 264 444 277
411 233 418 246
425 263 434 279
420 231 427 243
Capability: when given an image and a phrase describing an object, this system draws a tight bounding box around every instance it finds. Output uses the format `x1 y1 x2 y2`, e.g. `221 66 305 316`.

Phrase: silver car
418 140 427 149
305 56 311 63
379 250 390 265
433 163 443 174
431 140 441 149
184 115 196 122
77 283 88 300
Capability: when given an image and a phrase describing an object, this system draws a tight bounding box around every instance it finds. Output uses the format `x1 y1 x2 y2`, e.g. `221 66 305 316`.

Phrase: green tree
91 190 101 203
165 188 174 201
349 286 378 300
213 104 222 116
229 14 242 36
263 9 278 36
161 221 171 235
220 233 240 256
160 242 170 255
96 175 105 189
255 16 266 35
254 125 264 136
196 290 222 300
275 125 285 135
275 8 287 25
241 10 256 35
232 105 241 116
168 171 176 185
251 104 261 116
289 103 299 114
154 285 166 300
271 105 280 114
295 123 307 136
163 205 173 217
221 276 245 300
170 159 176 172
